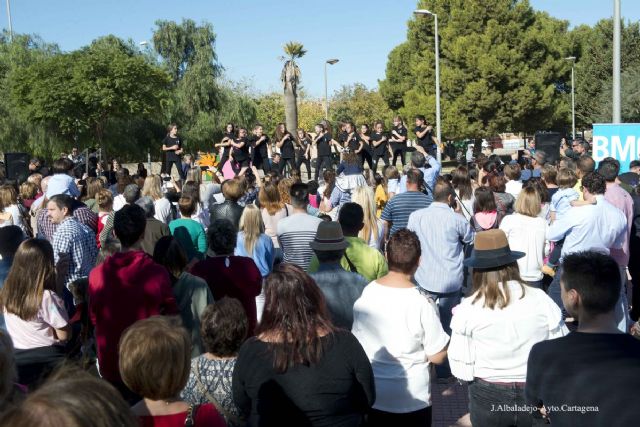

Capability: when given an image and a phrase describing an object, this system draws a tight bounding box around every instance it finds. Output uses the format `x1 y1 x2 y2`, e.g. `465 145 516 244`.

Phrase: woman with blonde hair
499 186 549 288
448 229 566 426
236 205 274 278
142 175 173 224
0 185 29 236
351 186 385 250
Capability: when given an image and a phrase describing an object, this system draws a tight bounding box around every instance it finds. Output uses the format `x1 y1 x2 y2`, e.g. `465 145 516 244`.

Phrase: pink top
138 403 226 427
605 183 633 266
4 290 69 350
261 205 291 248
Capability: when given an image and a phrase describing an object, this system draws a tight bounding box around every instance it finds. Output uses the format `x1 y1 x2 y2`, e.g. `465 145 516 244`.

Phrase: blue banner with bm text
592 123 640 173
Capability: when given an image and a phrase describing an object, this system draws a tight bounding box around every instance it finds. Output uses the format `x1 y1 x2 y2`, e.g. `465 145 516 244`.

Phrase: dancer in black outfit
231 127 251 176
313 123 335 181
161 123 185 180
251 124 271 175
275 123 296 177
295 128 312 180
358 123 374 170
389 116 408 168
215 123 235 172
371 121 390 172
414 115 438 158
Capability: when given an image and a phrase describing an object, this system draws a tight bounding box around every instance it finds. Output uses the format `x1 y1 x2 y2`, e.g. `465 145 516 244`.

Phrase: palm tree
280 41 306 133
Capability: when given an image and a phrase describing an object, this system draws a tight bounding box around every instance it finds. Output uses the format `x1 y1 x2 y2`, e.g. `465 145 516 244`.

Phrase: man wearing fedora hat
310 221 368 329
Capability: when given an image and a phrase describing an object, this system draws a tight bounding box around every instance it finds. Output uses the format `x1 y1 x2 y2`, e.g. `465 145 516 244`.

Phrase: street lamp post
6 0 13 41
324 59 339 120
613 0 621 123
414 9 441 162
566 56 576 139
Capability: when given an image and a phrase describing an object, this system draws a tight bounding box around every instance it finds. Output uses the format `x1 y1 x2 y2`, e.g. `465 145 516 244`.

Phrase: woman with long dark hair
452 166 475 220
215 123 235 171
313 123 335 181
274 123 296 177
232 263 374 426
471 186 502 232
1 239 70 387
295 128 312 180
449 229 566 426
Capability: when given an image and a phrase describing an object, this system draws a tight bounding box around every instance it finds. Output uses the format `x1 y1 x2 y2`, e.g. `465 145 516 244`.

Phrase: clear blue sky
6 0 640 98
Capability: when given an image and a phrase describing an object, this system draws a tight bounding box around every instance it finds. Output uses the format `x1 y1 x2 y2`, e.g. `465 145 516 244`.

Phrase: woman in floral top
181 297 248 427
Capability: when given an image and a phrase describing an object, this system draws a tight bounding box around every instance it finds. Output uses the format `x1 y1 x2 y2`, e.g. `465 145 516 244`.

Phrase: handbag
193 362 245 426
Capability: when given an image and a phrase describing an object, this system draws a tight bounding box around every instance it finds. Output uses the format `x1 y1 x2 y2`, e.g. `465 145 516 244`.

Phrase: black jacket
209 199 244 230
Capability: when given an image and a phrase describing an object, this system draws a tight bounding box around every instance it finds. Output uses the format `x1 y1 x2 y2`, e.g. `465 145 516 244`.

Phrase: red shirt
138 403 226 427
190 256 262 335
88 250 178 384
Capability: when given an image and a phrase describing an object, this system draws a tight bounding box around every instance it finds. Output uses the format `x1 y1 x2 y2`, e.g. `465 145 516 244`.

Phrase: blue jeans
423 288 461 378
468 380 542 427
547 266 629 333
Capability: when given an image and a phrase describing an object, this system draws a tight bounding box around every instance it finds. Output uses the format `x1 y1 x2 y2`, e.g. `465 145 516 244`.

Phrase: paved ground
432 381 472 427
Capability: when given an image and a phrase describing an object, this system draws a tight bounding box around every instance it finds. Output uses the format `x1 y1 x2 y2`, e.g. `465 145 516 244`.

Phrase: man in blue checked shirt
47 194 98 290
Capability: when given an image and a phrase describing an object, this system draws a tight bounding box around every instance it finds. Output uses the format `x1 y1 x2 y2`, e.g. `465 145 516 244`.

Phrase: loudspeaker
4 153 30 183
534 132 563 164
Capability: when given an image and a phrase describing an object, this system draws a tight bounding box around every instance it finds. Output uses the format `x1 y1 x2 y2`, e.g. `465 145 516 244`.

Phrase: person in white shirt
499 186 548 288
352 229 449 427
503 163 522 200
448 229 567 427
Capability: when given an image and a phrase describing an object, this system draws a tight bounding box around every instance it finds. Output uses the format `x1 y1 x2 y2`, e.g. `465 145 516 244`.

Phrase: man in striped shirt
277 183 322 271
381 169 432 238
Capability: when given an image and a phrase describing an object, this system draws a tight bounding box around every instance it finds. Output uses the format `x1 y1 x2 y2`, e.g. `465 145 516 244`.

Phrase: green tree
571 19 640 127
255 92 285 136
330 84 394 127
0 33 61 158
10 36 171 158
280 41 306 133
380 0 572 138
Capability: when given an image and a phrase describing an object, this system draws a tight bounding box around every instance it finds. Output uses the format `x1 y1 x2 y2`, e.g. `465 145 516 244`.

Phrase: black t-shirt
251 135 270 157
338 131 348 144
297 137 311 155
222 132 235 156
279 133 295 159
526 332 640 427
232 330 374 427
370 132 388 156
316 134 332 157
414 125 434 150
390 126 408 146
344 133 361 152
233 137 250 161
162 135 182 161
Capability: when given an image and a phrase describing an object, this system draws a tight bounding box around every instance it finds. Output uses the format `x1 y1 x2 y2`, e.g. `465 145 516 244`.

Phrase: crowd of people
0 118 639 427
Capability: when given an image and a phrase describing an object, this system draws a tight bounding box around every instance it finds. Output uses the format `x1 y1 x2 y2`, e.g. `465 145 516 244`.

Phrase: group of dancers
161 115 440 181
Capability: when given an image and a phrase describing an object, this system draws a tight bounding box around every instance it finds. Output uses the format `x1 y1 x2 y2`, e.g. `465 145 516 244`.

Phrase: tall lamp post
414 9 441 162
613 0 621 123
565 56 576 139
324 59 339 120
6 0 13 41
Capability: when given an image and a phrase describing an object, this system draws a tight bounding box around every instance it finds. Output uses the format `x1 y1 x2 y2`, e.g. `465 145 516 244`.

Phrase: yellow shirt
574 179 583 201
375 185 388 218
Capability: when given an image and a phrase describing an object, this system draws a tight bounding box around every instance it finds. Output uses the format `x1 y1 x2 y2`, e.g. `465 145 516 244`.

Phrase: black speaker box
534 132 563 164
4 153 30 183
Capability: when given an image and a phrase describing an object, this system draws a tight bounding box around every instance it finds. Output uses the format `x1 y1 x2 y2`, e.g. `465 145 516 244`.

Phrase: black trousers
278 157 296 177
367 406 432 427
164 159 185 180
360 150 374 170
372 154 390 173
391 144 406 168
296 155 311 180
253 153 271 174
315 155 332 181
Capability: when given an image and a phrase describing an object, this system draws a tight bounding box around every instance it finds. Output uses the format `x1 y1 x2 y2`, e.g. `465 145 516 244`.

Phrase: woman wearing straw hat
448 229 568 427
